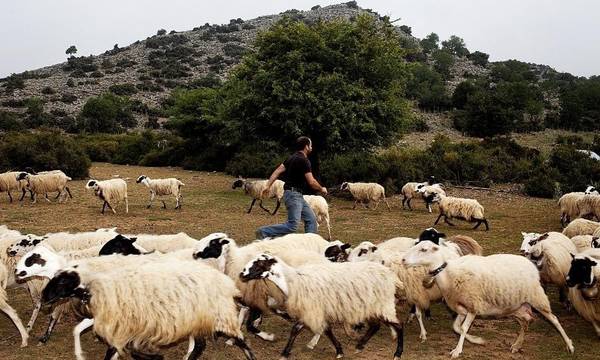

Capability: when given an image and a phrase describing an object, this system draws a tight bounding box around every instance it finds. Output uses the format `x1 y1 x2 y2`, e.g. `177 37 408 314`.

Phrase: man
256 136 327 239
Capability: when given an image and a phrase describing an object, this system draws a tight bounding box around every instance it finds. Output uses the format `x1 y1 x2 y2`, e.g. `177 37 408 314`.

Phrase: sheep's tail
448 235 483 256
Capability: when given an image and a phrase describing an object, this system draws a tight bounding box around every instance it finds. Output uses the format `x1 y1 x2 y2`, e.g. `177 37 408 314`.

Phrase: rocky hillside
0 3 423 125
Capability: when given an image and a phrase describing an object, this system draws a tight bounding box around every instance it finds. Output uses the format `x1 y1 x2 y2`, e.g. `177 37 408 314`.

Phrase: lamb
566 252 600 336
416 183 446 213
558 192 585 227
85 179 128 214
562 218 600 238
0 262 29 347
527 232 577 308
16 170 72 203
0 171 27 202
401 181 427 210
403 241 574 357
42 259 256 360
192 232 332 342
340 182 391 210
303 195 331 240
428 193 489 230
136 175 184 209
232 177 284 214
240 253 405 360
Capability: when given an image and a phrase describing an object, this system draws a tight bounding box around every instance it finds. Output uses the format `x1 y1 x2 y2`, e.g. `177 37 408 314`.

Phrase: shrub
524 166 559 198
223 43 247 58
0 131 91 178
78 93 136 133
2 74 25 94
0 111 24 131
61 93 78 104
157 29 167 36
90 71 105 78
66 78 75 87
41 86 55 95
109 83 138 95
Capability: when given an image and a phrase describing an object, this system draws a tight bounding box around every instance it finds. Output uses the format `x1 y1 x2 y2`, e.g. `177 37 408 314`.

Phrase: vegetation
77 93 136 133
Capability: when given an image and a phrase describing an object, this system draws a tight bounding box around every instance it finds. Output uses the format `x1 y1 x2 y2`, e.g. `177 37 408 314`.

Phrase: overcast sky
2 0 599 78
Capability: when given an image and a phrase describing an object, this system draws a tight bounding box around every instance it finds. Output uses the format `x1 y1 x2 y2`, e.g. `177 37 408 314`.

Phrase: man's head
296 136 312 154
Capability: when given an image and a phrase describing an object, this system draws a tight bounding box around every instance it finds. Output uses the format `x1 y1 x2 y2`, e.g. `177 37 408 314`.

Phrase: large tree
215 15 412 172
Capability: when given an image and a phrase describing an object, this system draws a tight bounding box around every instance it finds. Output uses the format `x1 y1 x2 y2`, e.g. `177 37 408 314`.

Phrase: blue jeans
257 190 318 239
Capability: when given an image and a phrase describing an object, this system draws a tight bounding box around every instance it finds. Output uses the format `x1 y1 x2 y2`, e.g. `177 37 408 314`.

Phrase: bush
224 143 285 178
549 145 600 194
66 78 75 87
0 111 24 131
78 93 136 133
0 131 90 178
41 86 55 95
109 83 138 95
2 74 25 94
61 93 77 104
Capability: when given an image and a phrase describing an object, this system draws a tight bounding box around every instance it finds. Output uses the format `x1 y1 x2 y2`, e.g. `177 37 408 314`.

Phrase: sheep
340 182 391 210
303 195 331 240
585 186 600 195
566 252 600 336
42 259 256 360
417 228 483 256
527 232 577 308
562 218 600 238
416 183 446 213
0 171 28 202
571 235 598 252
85 179 128 214
403 241 574 357
240 253 405 360
7 228 119 257
232 177 284 214
0 262 29 347
558 192 585 227
16 170 72 203
428 193 489 231
192 232 332 342
136 175 184 209
401 181 427 210
576 194 600 221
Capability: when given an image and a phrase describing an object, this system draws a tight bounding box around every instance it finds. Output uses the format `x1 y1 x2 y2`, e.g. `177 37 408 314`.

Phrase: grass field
0 163 596 359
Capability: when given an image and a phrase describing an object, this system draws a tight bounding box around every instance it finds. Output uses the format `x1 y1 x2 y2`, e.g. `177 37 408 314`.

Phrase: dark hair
295 136 311 151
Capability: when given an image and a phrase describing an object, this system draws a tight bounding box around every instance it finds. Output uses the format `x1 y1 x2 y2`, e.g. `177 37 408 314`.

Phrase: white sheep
527 232 577 308
585 186 600 195
562 218 600 238
7 228 119 257
136 175 184 209
240 253 405 360
401 181 427 210
576 195 600 222
232 177 284 214
0 171 27 202
192 232 331 342
16 170 72 203
570 235 597 252
340 182 391 210
558 192 585 227
566 252 600 336
403 241 574 357
0 261 29 347
119 232 198 254
85 179 128 214
42 259 256 360
416 183 446 213
429 193 489 231
303 195 331 240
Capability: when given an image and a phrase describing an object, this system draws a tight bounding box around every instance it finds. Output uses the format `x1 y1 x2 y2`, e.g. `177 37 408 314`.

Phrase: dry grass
0 163 597 359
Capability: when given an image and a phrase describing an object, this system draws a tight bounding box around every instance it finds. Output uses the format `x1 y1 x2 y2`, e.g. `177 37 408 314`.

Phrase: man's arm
305 172 327 195
261 164 285 197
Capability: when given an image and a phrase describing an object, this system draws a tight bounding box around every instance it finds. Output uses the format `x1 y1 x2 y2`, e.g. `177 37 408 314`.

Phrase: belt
284 187 303 194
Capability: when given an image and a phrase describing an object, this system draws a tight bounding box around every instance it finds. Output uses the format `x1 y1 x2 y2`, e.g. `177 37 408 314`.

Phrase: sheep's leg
31 192 37 204
74 317 94 360
535 309 574 353
175 194 181 210
125 196 129 214
281 322 305 359
384 198 391 211
130 350 163 360
434 213 444 225
324 328 343 359
452 313 485 345
161 200 167 209
54 191 61 200
231 337 256 360
592 320 600 337
39 307 64 343
246 308 274 341
558 287 571 310
103 347 118 360
415 307 427 342
384 321 404 360
7 191 13 203
402 196 407 209
352 200 358 210
372 200 379 210
147 192 155 209
355 322 381 352
407 197 413 210
101 201 107 214
511 317 529 353
1 302 29 347
259 199 271 214
247 199 257 213
186 337 206 360
19 189 26 201
427 202 432 213
65 186 73 199
238 306 249 329
271 199 281 215
26 300 42 332
444 216 456 226
325 216 332 240
44 193 52 202
306 334 321 350
483 219 489 231
450 312 476 358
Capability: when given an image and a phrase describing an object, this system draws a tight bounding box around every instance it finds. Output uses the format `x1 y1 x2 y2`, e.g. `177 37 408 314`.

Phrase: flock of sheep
1 171 600 360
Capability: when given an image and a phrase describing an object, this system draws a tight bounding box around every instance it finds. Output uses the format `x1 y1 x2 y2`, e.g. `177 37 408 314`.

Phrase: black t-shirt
281 151 312 193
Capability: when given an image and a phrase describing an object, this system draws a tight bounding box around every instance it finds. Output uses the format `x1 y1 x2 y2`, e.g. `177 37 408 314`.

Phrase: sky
1 0 599 78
